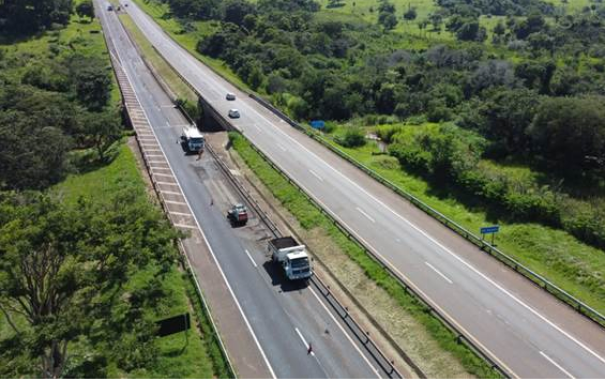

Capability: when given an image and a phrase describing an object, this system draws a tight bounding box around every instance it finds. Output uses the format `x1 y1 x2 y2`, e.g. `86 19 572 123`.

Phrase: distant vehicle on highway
268 237 313 281
228 109 240 118
227 203 248 226
226 93 236 101
107 4 113 11
180 125 204 154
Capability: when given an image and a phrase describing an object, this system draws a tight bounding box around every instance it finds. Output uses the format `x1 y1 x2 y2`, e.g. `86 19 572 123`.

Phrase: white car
228 109 240 119
226 93 236 101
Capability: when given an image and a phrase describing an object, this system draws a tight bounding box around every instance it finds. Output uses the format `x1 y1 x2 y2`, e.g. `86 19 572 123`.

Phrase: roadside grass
129 0 251 91
119 13 197 101
229 131 500 379
318 133 605 314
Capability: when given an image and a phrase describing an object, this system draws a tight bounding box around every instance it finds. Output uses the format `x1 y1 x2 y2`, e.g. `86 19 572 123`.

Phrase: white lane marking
309 169 323 182
146 154 164 157
540 351 575 379
308 287 382 378
164 200 187 206
245 250 257 268
168 211 192 217
155 181 178 186
356 207 375 223
109 40 277 379
161 190 182 196
425 262 453 284
295 327 312 354
151 173 174 178
253 123 262 132
174 223 197 230
277 143 287 152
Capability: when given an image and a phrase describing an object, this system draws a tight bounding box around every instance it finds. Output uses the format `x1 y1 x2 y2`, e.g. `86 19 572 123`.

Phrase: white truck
180 125 204 154
268 237 313 281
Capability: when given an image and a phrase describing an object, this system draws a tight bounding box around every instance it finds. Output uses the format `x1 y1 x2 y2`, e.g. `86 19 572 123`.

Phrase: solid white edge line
308 287 382 378
425 262 453 284
540 351 575 379
356 207 376 223
244 249 257 268
108 19 277 378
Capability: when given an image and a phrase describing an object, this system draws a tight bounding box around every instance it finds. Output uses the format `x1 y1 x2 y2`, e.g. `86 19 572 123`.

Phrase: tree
403 7 417 21
0 191 180 377
379 11 398 30
529 96 605 174
223 0 255 26
83 111 123 162
72 64 112 111
0 111 72 190
75 0 94 20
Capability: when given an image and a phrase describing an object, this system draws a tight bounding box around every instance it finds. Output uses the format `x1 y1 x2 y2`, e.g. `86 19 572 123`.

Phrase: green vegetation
229 131 500 378
135 0 605 316
0 3 224 378
319 129 605 313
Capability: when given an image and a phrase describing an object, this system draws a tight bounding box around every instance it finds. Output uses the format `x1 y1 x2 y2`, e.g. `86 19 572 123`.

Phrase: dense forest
148 0 605 252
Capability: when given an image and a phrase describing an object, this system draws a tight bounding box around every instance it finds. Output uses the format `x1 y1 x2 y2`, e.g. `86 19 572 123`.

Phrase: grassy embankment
321 125 605 313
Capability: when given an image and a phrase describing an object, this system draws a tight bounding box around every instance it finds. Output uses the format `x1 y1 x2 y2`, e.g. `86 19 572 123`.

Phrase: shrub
336 127 366 147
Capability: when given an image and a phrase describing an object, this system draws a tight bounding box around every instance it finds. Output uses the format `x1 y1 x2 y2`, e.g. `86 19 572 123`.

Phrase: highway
96 2 389 378
119 0 605 378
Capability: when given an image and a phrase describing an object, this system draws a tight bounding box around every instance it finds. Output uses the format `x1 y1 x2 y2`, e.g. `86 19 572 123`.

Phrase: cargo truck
180 126 204 154
268 237 313 281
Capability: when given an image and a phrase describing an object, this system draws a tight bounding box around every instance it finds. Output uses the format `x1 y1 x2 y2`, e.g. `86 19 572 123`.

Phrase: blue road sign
480 225 500 235
310 120 325 129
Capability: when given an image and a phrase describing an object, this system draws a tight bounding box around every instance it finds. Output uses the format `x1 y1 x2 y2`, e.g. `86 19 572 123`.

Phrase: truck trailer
268 237 313 281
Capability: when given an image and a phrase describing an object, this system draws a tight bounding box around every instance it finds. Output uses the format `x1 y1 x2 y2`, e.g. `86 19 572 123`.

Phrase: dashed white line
355 207 375 223
425 262 453 284
245 249 257 268
540 351 575 379
308 287 382 378
156 181 178 186
309 169 323 182
294 327 312 354
277 144 287 152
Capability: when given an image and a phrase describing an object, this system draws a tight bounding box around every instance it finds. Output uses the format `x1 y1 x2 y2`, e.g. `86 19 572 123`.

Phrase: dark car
227 203 248 226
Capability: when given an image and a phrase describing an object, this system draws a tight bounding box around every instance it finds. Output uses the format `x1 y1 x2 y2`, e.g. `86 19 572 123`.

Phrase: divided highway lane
121 0 605 378
97 4 384 378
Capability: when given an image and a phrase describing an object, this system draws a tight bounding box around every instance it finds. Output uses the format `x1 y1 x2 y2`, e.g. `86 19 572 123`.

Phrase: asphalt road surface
118 0 605 378
96 3 386 378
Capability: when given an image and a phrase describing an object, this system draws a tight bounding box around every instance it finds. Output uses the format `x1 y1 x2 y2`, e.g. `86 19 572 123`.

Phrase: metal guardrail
101 11 236 377
236 132 511 378
206 142 405 379
250 94 605 332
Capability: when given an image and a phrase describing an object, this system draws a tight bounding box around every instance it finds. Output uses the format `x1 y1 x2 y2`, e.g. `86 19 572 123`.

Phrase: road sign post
480 225 500 246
